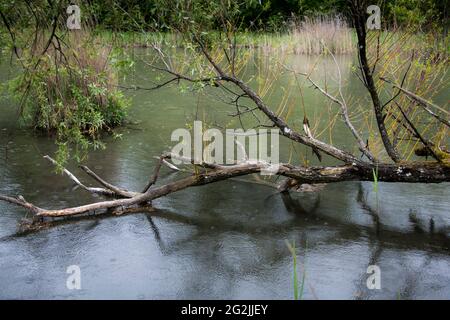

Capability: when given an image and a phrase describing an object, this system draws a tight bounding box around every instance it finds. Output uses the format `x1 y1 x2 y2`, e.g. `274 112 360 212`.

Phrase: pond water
0 49 449 299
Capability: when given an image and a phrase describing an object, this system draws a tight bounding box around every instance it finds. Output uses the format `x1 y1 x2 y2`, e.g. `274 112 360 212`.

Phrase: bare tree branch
283 63 375 162
43 155 116 197
351 0 401 162
1 154 448 221
380 77 450 128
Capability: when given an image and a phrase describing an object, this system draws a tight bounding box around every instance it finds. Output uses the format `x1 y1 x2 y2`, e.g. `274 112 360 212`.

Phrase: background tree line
0 0 448 34
82 0 448 33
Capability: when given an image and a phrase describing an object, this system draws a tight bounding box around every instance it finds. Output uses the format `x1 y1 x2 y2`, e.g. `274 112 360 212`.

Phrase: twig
79 165 139 198
43 155 116 197
380 77 450 127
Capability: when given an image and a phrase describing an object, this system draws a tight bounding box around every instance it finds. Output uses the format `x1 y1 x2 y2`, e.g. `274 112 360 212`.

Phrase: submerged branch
1 154 448 222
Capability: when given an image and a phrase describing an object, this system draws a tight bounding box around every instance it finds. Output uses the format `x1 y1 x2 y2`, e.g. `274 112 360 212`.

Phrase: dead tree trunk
0 2 449 231
0 154 448 222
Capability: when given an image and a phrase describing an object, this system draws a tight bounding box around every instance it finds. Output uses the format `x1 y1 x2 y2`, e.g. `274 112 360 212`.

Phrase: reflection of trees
2 179 449 299
148 187 449 299
352 182 449 299
12 183 445 250
6 181 448 251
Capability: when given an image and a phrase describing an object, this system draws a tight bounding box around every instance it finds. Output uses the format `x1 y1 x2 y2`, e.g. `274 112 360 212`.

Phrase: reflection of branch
281 192 321 216
145 213 165 251
2 153 448 224
356 183 380 234
408 210 428 234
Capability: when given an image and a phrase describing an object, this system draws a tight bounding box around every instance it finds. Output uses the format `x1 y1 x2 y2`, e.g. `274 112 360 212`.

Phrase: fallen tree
0 0 449 230
0 153 448 220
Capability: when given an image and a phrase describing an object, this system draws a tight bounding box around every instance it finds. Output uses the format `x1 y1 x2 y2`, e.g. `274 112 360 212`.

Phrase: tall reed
286 240 306 300
290 15 355 55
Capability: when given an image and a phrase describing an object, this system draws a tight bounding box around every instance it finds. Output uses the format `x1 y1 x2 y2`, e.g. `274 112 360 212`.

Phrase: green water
0 49 449 299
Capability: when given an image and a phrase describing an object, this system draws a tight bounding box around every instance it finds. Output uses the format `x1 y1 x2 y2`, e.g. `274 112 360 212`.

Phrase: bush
10 31 130 167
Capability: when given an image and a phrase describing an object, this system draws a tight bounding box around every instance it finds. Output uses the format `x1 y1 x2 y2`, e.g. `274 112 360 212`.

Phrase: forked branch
1 155 448 222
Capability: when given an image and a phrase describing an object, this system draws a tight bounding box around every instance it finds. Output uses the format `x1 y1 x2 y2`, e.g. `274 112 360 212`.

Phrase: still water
0 50 449 299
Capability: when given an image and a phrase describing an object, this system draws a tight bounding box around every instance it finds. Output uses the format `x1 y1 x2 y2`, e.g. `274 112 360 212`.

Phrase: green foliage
1 0 448 33
286 240 306 300
9 48 129 168
81 0 448 33
384 0 449 32
84 0 345 32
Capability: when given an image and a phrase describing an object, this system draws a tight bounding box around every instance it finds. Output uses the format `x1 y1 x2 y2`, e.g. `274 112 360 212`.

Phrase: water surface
0 50 449 299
